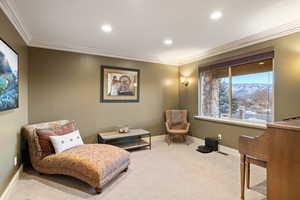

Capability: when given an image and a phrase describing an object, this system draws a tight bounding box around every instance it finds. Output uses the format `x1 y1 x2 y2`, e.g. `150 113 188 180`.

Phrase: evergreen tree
218 80 238 115
219 80 229 114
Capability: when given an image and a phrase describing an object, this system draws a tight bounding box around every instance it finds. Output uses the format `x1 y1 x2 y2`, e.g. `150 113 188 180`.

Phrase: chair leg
246 161 250 189
240 154 246 200
95 187 102 194
183 135 188 145
165 134 168 143
168 134 172 145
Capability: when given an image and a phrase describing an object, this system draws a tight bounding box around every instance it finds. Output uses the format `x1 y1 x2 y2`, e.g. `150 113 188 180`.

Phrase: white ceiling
3 0 300 65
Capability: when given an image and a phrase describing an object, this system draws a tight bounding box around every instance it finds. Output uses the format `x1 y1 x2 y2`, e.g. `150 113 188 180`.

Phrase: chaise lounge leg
123 167 128 172
95 187 102 194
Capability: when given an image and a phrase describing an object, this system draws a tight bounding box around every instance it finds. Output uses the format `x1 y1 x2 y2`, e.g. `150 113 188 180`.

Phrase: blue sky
222 72 273 84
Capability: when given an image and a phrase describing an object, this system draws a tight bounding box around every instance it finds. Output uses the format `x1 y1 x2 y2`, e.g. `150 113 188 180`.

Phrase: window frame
197 51 275 127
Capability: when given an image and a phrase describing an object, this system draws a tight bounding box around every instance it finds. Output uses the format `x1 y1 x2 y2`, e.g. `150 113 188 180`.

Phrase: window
199 54 273 124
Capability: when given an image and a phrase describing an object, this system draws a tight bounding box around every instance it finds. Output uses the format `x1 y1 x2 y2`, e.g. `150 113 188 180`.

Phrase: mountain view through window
200 59 273 123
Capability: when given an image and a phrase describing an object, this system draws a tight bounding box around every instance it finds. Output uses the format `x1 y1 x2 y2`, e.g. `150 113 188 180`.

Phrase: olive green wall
28 47 179 143
0 9 28 195
179 32 300 149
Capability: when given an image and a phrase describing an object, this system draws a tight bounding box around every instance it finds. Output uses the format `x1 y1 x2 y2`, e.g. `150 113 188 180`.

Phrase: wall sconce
180 77 190 87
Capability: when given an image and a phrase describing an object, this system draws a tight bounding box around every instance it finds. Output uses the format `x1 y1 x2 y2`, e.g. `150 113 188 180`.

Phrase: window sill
194 116 267 130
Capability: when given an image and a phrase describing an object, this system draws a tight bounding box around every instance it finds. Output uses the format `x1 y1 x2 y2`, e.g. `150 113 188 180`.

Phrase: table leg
98 135 106 144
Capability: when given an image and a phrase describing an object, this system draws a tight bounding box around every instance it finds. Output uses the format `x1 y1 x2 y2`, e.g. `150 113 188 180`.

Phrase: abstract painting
0 39 18 111
101 66 140 102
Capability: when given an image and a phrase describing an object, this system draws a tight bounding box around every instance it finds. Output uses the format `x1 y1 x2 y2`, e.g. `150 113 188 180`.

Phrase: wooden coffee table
98 129 151 150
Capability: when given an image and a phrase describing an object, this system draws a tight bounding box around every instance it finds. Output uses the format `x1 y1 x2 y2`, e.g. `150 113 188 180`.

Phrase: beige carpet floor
8 136 266 200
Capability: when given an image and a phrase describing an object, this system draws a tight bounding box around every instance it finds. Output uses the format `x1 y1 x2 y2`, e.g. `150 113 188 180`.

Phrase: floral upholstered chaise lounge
23 120 130 194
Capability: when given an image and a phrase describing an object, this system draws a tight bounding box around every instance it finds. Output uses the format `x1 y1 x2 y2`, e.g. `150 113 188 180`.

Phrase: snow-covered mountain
232 83 272 98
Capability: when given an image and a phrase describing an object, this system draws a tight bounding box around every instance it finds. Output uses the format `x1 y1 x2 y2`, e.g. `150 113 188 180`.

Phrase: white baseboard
154 135 240 157
188 136 240 157
218 143 240 157
0 165 23 200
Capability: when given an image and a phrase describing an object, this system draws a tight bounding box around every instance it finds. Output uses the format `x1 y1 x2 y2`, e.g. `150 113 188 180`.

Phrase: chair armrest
239 135 256 154
239 135 255 143
165 121 172 132
239 135 268 161
184 122 191 131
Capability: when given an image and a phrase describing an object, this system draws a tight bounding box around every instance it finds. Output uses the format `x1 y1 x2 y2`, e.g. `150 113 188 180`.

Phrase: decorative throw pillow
36 121 76 157
49 130 84 153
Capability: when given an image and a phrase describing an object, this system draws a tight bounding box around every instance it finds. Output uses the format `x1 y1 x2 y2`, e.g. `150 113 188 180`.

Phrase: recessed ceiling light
101 24 112 33
210 11 222 20
164 39 173 45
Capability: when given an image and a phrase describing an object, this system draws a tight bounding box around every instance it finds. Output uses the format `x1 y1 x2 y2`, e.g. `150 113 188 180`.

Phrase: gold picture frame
101 66 140 103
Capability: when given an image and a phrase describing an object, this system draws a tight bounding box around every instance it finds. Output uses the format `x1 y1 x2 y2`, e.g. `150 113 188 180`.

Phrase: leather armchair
165 110 190 145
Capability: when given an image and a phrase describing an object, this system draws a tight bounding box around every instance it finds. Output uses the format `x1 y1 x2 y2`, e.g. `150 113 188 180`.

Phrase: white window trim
198 60 275 126
194 115 267 129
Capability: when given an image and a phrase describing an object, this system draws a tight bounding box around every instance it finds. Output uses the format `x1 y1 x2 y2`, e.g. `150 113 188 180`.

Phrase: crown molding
178 19 300 65
2 0 300 66
30 18 300 66
0 0 31 44
29 40 180 66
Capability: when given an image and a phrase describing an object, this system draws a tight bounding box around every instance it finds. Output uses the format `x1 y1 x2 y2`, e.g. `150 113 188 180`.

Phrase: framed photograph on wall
0 39 19 111
101 66 140 103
